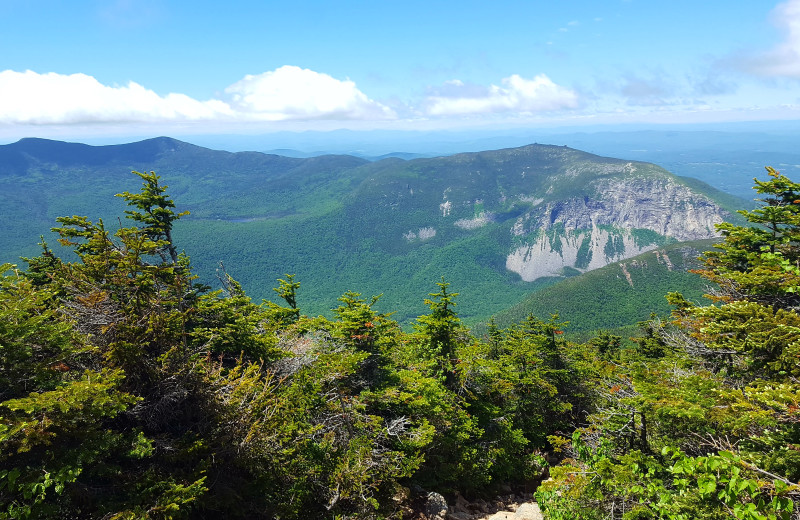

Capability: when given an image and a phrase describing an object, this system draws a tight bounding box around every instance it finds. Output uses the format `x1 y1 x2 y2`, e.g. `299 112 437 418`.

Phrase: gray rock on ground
425 491 449 519
483 503 543 520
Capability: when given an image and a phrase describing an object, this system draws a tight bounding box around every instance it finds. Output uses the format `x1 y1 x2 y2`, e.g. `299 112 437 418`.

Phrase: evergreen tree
697 166 800 309
537 167 800 520
415 278 462 387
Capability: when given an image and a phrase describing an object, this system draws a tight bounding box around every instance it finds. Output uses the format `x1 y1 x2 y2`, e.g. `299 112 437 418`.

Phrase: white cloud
748 0 800 78
224 66 395 121
425 74 578 116
444 79 464 87
0 70 231 124
0 66 395 125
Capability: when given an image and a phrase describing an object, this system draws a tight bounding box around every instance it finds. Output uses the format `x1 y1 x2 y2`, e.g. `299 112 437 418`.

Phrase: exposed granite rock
425 492 449 519
505 176 726 282
406 490 543 520
484 502 543 520
516 177 723 240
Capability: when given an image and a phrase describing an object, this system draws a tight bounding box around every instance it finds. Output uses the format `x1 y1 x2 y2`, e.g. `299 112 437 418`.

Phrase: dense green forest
1 168 798 519
0 138 745 329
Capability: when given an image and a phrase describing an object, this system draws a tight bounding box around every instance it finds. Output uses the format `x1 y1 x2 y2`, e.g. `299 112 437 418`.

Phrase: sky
1 0 800 142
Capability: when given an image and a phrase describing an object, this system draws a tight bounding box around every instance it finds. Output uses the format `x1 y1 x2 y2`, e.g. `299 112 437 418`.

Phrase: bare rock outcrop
505 176 726 282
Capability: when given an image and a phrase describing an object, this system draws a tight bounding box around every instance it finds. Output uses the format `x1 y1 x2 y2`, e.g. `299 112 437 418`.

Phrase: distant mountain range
0 136 745 327
173 124 800 200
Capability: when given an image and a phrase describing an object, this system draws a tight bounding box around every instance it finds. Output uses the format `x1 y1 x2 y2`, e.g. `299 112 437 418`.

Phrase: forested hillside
0 137 744 327
489 239 716 335
1 167 798 519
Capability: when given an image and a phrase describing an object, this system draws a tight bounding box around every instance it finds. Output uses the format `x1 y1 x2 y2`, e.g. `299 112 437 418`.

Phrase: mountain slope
487 239 717 334
0 138 742 326
337 145 732 282
0 136 369 257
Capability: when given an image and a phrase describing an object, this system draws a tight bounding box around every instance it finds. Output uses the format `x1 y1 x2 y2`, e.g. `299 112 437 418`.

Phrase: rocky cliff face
504 175 725 281
376 149 731 284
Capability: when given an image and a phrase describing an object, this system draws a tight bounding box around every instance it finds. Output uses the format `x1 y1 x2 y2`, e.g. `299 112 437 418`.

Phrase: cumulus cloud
424 74 578 116
747 0 800 78
0 70 231 124
224 66 396 120
0 66 395 125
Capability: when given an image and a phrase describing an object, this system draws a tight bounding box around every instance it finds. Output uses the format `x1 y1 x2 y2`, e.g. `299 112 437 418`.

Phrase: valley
6 3 800 517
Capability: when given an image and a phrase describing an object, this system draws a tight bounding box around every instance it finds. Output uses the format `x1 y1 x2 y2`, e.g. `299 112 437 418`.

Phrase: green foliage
266 273 301 324
3 171 605 518
331 291 395 355
12 163 781 519
539 167 800 520
190 280 284 362
604 230 626 259
415 278 462 383
697 167 800 310
539 433 798 520
575 235 593 269
117 170 189 265
0 266 141 519
0 265 77 398
590 331 622 359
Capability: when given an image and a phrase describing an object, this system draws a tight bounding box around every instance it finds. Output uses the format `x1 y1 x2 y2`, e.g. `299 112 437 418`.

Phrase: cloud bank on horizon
1 0 799 136
0 67 575 125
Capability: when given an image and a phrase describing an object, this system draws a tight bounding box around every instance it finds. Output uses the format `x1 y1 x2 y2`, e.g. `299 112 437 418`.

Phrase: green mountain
0 137 743 326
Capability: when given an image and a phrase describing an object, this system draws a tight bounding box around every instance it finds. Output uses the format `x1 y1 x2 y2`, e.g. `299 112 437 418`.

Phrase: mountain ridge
0 136 743 325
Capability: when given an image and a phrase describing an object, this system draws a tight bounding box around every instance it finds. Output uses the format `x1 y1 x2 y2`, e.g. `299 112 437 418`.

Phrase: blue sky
1 0 799 141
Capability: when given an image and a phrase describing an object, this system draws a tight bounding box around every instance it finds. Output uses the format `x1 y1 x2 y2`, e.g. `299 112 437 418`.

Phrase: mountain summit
341 144 729 282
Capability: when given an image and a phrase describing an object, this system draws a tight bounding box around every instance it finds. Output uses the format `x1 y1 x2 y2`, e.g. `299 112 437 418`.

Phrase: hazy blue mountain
168 124 800 200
